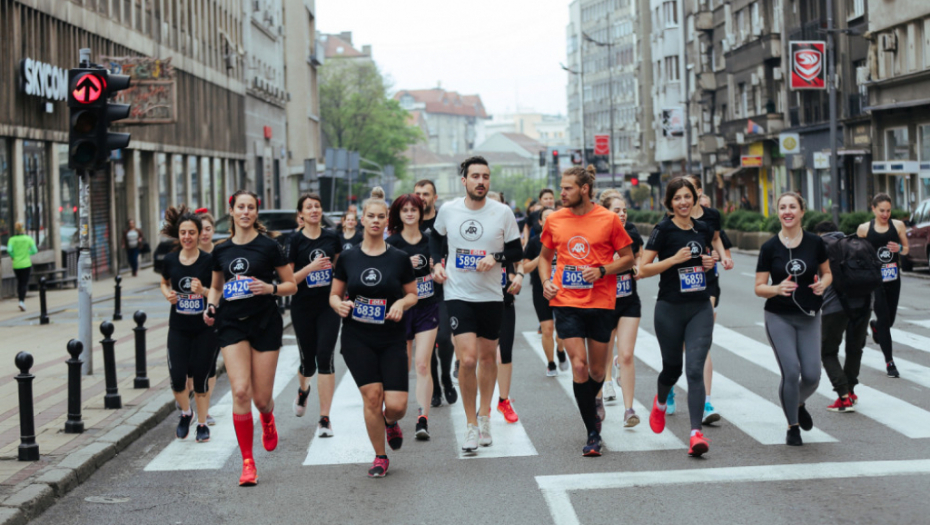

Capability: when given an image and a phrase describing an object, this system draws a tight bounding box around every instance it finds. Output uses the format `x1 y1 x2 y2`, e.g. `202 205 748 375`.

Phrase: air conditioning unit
773 67 783 80
881 32 897 52
856 66 870 86
751 73 759 86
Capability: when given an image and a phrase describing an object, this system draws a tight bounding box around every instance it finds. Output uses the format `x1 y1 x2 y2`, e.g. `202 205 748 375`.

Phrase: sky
317 0 570 117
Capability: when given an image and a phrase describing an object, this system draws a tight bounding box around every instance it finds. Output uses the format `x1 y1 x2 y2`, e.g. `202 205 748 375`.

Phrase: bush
765 216 781 233
801 211 831 232
627 210 665 225
838 211 872 235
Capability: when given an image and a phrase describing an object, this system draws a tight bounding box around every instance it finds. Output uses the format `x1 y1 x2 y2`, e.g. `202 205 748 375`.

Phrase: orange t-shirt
540 205 632 309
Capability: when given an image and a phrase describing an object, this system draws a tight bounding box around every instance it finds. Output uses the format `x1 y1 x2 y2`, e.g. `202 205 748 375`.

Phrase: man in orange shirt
538 165 634 456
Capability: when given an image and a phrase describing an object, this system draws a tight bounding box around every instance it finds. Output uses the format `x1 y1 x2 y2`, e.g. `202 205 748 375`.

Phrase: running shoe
18 301 25 312
260 412 278 451
462 423 479 452
443 383 458 405
195 423 210 443
827 396 855 413
205 414 216 426
797 404 813 431
557 350 569 371
293 387 310 417
786 426 802 446
595 397 606 423
623 408 640 428
478 415 493 446
649 395 666 434
702 402 721 425
385 419 403 451
546 362 558 377
849 390 858 405
612 357 621 388
688 431 710 457
887 361 900 378
582 431 602 457
415 416 430 440
870 320 878 345
368 456 389 478
603 382 617 402
666 389 676 415
239 459 258 486
497 399 519 423
452 360 460 384
317 415 334 437
176 412 193 439
431 392 442 408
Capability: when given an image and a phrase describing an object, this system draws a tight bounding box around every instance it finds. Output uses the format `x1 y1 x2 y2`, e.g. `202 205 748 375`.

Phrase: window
0 140 13 249
739 83 748 117
174 155 185 205
918 124 930 161
886 128 911 160
57 145 78 252
665 56 680 81
846 0 864 20
22 142 50 250
773 0 781 32
663 1 678 27
157 153 168 222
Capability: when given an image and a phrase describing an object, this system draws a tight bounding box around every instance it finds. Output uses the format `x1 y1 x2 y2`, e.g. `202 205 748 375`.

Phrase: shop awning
718 166 745 179
837 149 870 156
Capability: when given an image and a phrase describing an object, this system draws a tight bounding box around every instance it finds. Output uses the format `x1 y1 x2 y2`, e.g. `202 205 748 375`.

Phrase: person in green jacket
8 222 37 311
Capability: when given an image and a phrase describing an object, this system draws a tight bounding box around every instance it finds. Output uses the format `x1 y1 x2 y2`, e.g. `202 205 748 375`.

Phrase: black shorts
167 328 219 394
340 328 408 391
446 300 503 340
613 297 642 321
405 300 440 340
532 285 554 322
553 307 615 343
292 301 340 376
216 308 284 352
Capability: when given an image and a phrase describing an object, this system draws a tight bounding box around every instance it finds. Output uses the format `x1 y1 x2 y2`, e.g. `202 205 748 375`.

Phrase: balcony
719 113 785 142
726 33 782 73
695 11 713 31
697 73 716 92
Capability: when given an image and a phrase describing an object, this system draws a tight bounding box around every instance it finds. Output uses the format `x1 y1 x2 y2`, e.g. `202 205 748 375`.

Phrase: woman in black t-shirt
159 207 217 444
289 193 342 437
522 207 568 374
340 210 363 250
205 190 296 487
194 208 219 426
755 192 831 446
331 188 417 478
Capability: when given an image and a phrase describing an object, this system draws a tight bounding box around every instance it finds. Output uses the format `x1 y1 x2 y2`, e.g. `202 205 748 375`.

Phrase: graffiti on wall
100 56 177 124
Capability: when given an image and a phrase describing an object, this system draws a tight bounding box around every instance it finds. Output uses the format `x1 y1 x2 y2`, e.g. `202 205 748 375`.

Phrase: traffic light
630 177 639 186
552 150 559 166
539 150 546 167
67 68 131 171
101 73 131 166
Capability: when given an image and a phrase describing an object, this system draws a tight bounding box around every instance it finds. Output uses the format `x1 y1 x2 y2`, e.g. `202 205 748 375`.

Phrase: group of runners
155 155 907 485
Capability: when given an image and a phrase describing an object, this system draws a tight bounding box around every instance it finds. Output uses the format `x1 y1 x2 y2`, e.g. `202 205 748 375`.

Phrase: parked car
212 209 335 244
905 198 930 270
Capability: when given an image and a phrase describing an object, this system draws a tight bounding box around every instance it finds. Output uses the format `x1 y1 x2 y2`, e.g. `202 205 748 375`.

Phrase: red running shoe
385 419 404 451
368 456 389 478
827 396 856 413
497 399 519 423
260 412 278 451
649 395 667 434
849 391 858 405
239 458 258 486
689 432 709 457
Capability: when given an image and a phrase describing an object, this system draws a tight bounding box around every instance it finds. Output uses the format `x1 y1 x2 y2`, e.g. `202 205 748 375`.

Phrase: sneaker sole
415 430 430 440
239 480 258 487
703 413 721 425
196 437 210 443
317 429 334 438
689 443 709 456
462 444 478 452
582 449 602 457
368 472 387 478
624 415 640 428
827 407 856 413
479 440 492 447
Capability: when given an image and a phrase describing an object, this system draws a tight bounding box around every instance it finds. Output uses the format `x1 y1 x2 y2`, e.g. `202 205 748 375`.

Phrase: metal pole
15 352 39 461
39 277 49 325
607 12 615 188
827 0 840 225
64 339 85 433
133 311 149 389
684 22 693 176
78 169 93 374
100 320 122 409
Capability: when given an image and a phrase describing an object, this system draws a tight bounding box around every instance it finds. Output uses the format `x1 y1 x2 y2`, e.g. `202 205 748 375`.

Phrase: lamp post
561 62 585 163
584 12 617 187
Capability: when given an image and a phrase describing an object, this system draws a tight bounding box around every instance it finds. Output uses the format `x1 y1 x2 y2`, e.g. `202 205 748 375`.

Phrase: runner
429 156 523 451
522 188 556 245
159 207 217 443
195 208 218 427
857 193 908 378
537 166 634 457
386 193 439 440
414 180 458 407
330 189 418 477
340 210 363 251
289 194 341 438
522 207 567 376
756 192 831 446
205 190 297 486
640 177 716 457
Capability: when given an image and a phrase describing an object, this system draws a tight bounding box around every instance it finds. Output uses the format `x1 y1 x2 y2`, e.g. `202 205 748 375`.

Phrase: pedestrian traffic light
100 73 131 166
67 68 131 171
539 150 546 167
631 177 639 186
552 150 559 166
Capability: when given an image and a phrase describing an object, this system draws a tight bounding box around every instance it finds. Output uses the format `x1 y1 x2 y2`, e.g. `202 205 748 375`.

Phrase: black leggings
872 278 901 362
431 296 454 391
167 328 219 394
292 302 340 376
499 302 515 365
654 300 714 430
14 267 30 302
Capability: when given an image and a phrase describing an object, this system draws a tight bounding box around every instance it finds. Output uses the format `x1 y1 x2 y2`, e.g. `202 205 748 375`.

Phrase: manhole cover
84 496 130 504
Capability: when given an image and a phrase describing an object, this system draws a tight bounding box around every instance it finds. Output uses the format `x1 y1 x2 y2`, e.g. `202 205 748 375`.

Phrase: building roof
404 144 456 166
498 133 547 155
470 151 533 165
321 32 371 59
394 88 489 119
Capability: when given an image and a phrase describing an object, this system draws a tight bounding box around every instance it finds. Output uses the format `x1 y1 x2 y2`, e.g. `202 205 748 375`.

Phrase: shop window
919 124 930 161
158 153 168 221
0 140 13 249
22 142 50 250
58 145 79 252
201 157 211 212
214 158 225 216
189 156 200 208
886 127 911 160
174 155 185 205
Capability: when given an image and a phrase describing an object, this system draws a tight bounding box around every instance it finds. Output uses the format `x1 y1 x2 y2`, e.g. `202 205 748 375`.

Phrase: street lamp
583 13 617 188
561 62 585 163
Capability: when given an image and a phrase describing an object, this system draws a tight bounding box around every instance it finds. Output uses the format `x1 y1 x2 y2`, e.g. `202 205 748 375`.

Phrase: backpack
823 233 882 300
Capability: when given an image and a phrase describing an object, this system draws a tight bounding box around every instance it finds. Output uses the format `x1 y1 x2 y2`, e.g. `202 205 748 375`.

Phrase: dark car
905 198 930 270
212 210 335 244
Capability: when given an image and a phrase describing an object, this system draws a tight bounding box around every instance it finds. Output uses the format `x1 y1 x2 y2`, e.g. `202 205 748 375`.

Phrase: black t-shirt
756 232 828 315
523 235 557 291
339 231 363 252
616 223 644 304
420 215 437 235
289 228 342 306
333 245 416 341
161 250 214 332
692 206 722 283
645 218 714 303
212 233 288 319
386 231 437 306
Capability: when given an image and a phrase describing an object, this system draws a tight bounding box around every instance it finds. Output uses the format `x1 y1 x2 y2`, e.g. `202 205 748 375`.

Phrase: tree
320 60 423 181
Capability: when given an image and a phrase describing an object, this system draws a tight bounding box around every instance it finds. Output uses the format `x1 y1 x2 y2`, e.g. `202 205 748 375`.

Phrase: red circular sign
72 73 105 104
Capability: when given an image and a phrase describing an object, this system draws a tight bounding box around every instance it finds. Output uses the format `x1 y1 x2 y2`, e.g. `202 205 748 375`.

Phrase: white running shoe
603 381 617 402
293 387 309 417
623 408 640 428
558 353 569 372
612 356 620 386
462 423 479 451
317 416 334 437
546 364 558 377
205 414 216 426
477 415 493 447
18 301 25 311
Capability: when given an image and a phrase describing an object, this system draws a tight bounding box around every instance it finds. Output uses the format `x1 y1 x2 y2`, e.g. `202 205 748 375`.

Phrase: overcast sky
318 0 570 117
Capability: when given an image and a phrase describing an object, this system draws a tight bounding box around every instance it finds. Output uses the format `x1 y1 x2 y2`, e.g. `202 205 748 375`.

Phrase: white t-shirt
433 197 521 302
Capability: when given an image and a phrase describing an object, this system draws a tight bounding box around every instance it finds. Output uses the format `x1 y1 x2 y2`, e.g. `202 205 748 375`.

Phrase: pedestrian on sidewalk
8 222 37 311
123 219 145 277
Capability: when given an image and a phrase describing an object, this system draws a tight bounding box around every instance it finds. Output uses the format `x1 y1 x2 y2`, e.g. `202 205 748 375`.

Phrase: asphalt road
30 252 930 525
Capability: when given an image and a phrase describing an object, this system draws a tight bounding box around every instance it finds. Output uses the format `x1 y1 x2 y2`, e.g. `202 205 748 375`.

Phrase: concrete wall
868 0 930 32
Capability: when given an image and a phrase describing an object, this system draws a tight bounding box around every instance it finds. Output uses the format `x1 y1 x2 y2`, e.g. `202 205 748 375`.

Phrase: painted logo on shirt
230 257 249 275
460 220 484 241
786 258 807 277
686 241 703 258
877 246 893 263
310 249 327 262
179 276 193 293
568 236 590 260
413 254 428 270
343 243 353 251
362 268 382 286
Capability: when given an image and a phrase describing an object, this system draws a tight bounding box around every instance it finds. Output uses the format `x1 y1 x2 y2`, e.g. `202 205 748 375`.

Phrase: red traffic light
71 73 106 104
631 177 639 186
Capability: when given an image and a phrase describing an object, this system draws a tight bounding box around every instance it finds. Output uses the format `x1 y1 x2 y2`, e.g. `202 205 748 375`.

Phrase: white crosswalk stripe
449 382 538 460
303 372 380 466
889 327 930 354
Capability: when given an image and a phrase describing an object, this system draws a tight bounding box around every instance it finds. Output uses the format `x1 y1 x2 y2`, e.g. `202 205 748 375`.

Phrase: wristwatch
598 266 607 278
272 283 278 296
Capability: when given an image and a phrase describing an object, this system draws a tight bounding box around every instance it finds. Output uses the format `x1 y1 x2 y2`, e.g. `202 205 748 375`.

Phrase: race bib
616 274 633 298
223 275 254 301
416 275 435 299
501 267 508 287
176 293 205 315
881 263 899 282
306 268 332 288
561 265 593 290
678 266 706 293
352 296 387 324
455 249 486 272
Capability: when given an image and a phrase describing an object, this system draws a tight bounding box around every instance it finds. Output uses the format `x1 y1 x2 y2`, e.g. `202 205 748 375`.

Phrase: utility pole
683 19 693 176
827 0 840 225
77 48 93 375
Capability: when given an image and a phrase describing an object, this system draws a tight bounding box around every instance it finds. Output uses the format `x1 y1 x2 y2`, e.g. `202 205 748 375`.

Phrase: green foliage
764 216 781 233
487 167 542 208
838 211 872 235
723 210 766 231
801 211 831 232
629 184 652 207
891 209 910 220
627 210 666 225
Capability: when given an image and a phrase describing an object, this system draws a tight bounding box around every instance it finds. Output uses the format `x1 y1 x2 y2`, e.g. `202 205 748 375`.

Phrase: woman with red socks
205 190 296 486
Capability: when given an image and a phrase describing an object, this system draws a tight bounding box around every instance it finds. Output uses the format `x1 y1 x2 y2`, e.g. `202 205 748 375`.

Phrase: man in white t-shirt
430 156 522 452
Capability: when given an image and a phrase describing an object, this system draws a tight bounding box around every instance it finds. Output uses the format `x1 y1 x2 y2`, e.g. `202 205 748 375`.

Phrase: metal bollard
133 311 149 389
113 275 123 321
64 339 85 434
100 321 122 409
39 277 49 325
15 352 39 461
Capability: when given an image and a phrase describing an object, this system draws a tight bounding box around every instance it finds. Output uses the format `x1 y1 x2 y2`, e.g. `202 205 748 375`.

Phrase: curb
0 312 293 524
12 283 162 325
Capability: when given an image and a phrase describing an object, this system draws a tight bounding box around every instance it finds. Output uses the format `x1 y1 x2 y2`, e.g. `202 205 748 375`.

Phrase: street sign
779 132 800 154
790 41 826 90
71 73 105 104
594 134 610 156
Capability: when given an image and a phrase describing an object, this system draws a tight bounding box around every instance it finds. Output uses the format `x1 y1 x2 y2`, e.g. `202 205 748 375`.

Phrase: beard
466 187 487 201
563 193 583 208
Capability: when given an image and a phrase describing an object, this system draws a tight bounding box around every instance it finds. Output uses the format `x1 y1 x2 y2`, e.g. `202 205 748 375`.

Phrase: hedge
630 208 911 235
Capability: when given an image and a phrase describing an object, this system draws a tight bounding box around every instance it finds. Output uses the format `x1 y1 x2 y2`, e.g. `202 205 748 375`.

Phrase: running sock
181 409 192 416
657 402 667 410
705 395 712 404
690 429 701 437
260 411 274 426
376 455 388 459
573 382 598 434
586 378 604 399
499 397 508 403
232 413 254 461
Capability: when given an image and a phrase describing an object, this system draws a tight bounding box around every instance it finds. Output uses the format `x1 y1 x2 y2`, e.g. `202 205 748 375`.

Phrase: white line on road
536 459 930 525
906 319 930 329
449 378 539 460
303 371 379 466
889 327 930 354
741 272 757 278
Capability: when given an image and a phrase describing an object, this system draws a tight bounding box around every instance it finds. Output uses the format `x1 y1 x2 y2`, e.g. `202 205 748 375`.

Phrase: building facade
651 0 687 181
395 87 489 157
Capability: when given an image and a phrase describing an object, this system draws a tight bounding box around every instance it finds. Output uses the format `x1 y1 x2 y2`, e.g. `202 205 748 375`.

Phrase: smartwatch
272 283 278 296
598 266 607 278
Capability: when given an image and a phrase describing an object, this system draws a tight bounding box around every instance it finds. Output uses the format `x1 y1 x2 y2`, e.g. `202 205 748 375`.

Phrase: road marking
303 371 379 466
637 329 836 445
889 327 930 354
852 347 930 390
144 345 301 472
714 324 930 439
283 334 296 339
522 332 685 452
536 459 930 525
449 380 538 460
741 272 757 278
906 319 930 329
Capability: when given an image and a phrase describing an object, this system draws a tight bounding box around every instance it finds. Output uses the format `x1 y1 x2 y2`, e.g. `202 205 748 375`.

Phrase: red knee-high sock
232 413 254 461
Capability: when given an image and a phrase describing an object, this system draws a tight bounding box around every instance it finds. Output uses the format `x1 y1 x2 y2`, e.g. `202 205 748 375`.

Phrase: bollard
64 339 85 433
113 275 123 321
15 352 39 461
133 310 149 389
39 277 49 325
100 321 122 409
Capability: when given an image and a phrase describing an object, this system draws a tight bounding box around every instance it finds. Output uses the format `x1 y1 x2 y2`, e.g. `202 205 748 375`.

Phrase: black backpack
823 233 882 301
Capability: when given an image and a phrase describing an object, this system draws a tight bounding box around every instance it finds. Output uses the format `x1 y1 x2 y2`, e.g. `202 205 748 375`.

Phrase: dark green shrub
801 211 831 232
765 216 781 233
